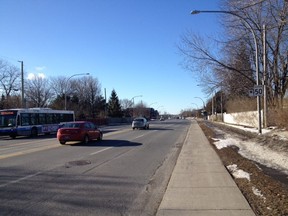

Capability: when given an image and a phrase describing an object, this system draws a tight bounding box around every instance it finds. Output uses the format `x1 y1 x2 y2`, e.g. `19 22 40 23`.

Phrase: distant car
132 117 149 130
57 121 103 145
160 117 165 121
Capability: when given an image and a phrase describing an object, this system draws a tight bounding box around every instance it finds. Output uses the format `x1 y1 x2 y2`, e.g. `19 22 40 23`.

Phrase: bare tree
50 76 66 97
71 76 102 118
180 0 288 110
0 59 21 108
120 99 133 110
49 76 67 109
25 76 53 107
221 0 288 108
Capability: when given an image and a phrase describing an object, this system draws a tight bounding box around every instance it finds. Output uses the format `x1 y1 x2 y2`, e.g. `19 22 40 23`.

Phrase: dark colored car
57 121 103 145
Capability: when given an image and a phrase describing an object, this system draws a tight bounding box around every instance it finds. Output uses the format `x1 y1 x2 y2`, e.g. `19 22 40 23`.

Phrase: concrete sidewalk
156 120 255 216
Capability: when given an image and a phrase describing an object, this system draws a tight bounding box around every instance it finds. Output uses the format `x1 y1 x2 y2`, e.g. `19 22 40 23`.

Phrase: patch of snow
213 137 237 149
227 164 251 181
252 186 266 200
213 127 288 175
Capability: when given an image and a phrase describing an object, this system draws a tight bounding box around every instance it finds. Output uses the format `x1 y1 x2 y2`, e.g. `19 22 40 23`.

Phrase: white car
132 117 149 130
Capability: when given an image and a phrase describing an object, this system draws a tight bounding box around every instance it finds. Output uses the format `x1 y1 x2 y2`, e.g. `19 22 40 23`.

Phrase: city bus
0 108 75 138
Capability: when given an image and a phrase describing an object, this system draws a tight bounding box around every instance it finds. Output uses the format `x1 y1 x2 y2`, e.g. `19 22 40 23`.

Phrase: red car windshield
63 123 82 128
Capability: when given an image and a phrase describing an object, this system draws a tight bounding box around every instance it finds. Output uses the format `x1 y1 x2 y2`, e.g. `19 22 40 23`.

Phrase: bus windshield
0 111 17 127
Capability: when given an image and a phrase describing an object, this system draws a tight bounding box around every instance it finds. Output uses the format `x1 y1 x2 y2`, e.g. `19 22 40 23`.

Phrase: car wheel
97 133 103 141
10 134 16 139
60 141 66 145
132 127 135 130
83 135 89 144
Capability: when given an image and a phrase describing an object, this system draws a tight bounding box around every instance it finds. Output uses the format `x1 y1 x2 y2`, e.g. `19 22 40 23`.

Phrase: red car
57 121 103 145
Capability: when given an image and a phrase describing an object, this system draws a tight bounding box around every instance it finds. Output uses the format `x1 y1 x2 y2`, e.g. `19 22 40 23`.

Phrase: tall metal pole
104 88 107 117
221 86 223 122
263 24 267 128
211 91 214 121
18 61 24 108
191 10 262 133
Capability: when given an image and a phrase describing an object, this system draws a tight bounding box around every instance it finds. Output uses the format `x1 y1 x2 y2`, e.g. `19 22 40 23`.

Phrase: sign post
249 85 263 134
249 85 264 97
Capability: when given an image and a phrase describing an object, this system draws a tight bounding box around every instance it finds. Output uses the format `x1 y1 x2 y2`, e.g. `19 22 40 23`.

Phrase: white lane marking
133 130 156 140
0 171 43 188
134 134 146 139
90 147 113 155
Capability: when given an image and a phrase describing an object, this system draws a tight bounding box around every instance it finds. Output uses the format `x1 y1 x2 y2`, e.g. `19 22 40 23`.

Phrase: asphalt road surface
0 119 190 216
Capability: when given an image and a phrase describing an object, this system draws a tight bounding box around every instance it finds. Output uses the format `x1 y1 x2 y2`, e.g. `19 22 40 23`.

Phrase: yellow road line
0 144 60 160
0 129 131 160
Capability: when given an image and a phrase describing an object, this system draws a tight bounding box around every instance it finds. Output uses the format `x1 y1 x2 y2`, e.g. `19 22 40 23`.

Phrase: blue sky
0 0 222 114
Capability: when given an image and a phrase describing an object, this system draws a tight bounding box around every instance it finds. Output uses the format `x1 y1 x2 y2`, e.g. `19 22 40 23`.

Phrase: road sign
249 85 264 97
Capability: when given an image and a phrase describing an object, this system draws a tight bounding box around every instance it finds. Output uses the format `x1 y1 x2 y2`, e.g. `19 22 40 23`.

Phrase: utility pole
263 24 268 128
18 61 24 108
104 88 107 117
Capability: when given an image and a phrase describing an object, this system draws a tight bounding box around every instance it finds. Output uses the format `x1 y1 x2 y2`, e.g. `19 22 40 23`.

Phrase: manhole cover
65 160 91 168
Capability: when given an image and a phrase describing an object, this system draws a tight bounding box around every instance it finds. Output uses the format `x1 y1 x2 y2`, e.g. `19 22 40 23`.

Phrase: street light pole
18 61 24 108
194 96 206 119
130 95 143 118
64 73 90 110
131 95 143 107
191 10 262 133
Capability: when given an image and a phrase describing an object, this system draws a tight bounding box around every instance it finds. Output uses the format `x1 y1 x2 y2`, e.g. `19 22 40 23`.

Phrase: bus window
64 113 74 122
54 114 60 123
21 113 30 126
39 113 46 124
0 111 17 127
8 118 16 126
30 113 38 125
46 114 53 124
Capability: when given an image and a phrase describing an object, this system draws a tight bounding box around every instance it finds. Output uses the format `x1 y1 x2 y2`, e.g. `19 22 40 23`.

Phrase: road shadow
68 139 142 147
0 134 56 141
146 128 173 131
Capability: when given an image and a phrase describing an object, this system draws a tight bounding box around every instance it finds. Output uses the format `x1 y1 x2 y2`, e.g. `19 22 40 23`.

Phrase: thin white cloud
35 66 46 71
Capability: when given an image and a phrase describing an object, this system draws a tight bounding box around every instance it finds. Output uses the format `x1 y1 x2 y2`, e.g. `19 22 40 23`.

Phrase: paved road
0 119 190 215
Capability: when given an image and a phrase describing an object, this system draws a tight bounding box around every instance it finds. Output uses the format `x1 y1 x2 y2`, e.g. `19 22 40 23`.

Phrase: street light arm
67 73 90 81
194 97 205 108
64 73 90 110
191 10 238 15
191 10 259 85
131 95 143 101
191 12 257 85
130 95 143 107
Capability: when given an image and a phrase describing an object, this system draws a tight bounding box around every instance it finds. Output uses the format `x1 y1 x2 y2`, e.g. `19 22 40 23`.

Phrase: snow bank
213 127 288 175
